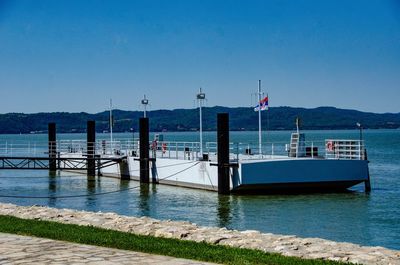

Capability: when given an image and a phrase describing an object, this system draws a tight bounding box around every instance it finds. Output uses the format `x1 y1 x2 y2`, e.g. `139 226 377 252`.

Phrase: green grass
0 215 347 265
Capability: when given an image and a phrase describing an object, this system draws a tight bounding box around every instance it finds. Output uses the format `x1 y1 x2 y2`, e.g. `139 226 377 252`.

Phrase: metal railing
149 141 201 160
0 138 366 161
324 139 366 160
0 141 49 157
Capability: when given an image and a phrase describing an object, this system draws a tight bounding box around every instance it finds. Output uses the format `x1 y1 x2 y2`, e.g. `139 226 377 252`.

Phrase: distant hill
0 106 399 134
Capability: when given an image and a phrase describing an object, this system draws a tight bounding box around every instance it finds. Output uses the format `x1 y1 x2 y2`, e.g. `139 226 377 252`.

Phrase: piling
139 117 150 183
87 120 96 177
365 166 371 192
48 123 57 171
364 149 371 192
217 113 230 194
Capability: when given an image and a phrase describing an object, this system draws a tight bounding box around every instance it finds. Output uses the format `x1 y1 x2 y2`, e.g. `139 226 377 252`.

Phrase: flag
254 96 269 111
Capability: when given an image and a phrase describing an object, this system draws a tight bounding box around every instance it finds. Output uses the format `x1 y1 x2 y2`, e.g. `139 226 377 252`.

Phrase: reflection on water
217 195 232 228
0 170 398 250
139 184 150 216
85 175 97 207
48 171 58 207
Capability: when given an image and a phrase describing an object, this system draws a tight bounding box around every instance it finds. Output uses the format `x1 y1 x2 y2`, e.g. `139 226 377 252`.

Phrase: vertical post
139 117 149 183
197 88 206 156
87 120 96 177
217 113 230 194
109 99 113 153
311 142 314 158
48 123 56 171
258 80 262 157
199 94 203 155
272 143 274 158
365 167 371 192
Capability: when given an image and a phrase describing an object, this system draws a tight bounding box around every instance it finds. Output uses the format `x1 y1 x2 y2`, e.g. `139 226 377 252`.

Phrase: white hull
60 152 369 193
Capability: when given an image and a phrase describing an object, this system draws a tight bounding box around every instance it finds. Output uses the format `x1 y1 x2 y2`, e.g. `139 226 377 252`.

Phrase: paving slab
0 233 217 265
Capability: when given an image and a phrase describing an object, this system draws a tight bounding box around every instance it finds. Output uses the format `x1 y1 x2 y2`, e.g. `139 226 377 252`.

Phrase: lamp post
141 95 149 118
197 88 206 155
356 122 363 142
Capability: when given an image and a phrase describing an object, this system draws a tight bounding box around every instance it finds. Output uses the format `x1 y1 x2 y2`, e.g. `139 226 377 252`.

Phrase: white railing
0 140 137 157
324 139 365 160
150 141 201 160
0 138 366 161
0 141 49 157
230 140 366 161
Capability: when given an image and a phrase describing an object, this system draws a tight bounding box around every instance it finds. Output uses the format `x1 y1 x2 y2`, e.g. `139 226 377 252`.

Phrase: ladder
289 133 305 157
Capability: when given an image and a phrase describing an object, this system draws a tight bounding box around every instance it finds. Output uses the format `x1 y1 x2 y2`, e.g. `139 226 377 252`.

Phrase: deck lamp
356 122 363 142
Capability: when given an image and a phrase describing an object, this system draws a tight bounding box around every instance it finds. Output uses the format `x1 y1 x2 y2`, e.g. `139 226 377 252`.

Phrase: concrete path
0 233 217 265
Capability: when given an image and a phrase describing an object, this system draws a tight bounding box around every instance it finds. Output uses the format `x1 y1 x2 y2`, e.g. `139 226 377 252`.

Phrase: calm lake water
0 129 399 250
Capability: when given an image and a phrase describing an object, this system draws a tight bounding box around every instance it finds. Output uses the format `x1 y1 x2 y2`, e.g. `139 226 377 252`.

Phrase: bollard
87 120 96 176
48 123 57 171
217 113 230 194
139 117 150 183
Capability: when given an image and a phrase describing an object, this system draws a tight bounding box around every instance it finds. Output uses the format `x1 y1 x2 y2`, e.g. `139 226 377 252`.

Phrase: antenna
296 117 300 134
141 95 149 118
109 98 113 152
258 80 262 157
197 88 206 155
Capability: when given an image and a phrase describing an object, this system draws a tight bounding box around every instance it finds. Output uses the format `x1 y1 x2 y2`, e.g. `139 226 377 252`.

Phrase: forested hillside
0 106 399 134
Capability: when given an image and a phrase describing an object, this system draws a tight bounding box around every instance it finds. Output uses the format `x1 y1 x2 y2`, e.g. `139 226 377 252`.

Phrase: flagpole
266 93 269 148
109 98 113 152
258 80 262 157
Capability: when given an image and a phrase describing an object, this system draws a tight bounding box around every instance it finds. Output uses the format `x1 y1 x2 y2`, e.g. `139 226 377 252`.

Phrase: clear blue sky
0 0 399 114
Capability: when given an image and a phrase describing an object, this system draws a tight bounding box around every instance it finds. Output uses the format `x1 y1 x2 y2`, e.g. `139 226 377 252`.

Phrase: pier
0 156 124 170
0 121 126 175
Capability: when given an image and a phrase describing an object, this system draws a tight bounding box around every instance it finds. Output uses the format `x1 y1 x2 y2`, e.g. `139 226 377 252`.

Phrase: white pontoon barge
66 133 368 193
59 84 370 193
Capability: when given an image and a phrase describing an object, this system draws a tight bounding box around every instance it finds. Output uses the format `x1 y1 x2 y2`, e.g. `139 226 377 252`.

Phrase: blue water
0 129 399 250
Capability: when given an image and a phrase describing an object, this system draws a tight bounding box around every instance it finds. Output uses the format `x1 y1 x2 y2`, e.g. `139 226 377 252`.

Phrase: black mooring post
365 166 371 193
48 123 57 171
364 150 371 193
139 117 150 183
217 113 230 194
87 120 96 177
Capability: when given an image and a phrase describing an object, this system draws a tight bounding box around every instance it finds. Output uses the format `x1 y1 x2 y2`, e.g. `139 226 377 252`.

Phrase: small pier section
0 122 125 174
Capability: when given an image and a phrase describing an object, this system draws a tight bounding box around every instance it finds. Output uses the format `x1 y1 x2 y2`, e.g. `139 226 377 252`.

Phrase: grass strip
0 215 346 265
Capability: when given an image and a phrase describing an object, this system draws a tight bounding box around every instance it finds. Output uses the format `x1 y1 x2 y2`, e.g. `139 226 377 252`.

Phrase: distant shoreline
1 106 399 134
1 127 399 135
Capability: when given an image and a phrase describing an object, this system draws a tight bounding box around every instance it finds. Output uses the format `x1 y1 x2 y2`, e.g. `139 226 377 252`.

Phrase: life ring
162 143 167 153
151 140 157 150
326 141 334 152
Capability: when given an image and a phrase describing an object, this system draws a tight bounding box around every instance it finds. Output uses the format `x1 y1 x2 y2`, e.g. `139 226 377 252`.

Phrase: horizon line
1 105 399 116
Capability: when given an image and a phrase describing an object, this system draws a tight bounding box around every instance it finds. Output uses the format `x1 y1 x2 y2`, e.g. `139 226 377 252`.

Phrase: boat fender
162 143 167 153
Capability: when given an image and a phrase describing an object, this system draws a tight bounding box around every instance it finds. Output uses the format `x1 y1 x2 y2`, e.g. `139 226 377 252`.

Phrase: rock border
0 203 399 265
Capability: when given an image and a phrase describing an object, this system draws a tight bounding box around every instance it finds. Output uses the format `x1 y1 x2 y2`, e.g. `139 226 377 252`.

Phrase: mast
258 80 262 157
197 88 206 155
141 95 149 118
109 98 113 151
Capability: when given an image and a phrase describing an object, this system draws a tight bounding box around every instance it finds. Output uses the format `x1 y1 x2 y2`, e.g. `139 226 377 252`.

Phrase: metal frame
0 156 125 170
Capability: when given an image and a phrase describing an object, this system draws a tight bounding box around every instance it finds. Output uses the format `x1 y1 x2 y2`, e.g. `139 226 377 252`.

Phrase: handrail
0 138 367 161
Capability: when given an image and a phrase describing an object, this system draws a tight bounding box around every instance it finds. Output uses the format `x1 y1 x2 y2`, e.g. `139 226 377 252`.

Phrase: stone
0 202 399 265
